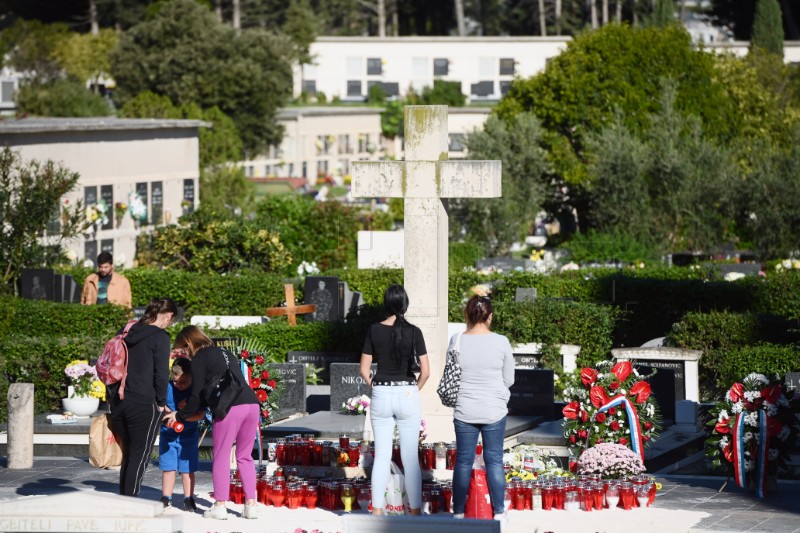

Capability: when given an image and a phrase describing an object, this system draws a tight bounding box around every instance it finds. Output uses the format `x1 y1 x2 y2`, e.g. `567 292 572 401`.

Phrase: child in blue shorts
160 357 205 512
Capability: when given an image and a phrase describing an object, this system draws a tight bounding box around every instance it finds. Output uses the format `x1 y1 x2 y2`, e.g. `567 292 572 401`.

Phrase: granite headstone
287 351 360 384
785 372 800 392
304 276 340 322
508 369 554 419
268 363 306 416
330 363 376 412
635 363 679 421
21 268 54 301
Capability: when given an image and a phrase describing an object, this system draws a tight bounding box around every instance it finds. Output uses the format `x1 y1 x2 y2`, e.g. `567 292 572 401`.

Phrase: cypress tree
751 0 784 56
648 0 676 28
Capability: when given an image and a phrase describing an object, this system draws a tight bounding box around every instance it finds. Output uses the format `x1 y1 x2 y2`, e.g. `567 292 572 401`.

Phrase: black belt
373 380 416 386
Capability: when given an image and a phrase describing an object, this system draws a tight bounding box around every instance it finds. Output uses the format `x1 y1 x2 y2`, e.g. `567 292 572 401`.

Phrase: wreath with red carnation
562 360 661 457
235 340 284 428
705 373 799 496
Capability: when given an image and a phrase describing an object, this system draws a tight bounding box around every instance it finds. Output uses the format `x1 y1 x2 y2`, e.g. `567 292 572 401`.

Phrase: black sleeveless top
362 322 427 382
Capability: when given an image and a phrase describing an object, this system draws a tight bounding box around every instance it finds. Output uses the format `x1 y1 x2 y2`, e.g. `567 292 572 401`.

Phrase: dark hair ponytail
384 285 411 364
465 295 492 328
140 297 178 325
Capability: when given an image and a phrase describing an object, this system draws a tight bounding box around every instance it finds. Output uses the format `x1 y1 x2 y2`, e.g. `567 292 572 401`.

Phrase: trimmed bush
716 344 800 388
0 296 129 339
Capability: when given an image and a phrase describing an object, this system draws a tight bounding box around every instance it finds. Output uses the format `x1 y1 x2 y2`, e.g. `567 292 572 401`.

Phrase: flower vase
63 386 100 416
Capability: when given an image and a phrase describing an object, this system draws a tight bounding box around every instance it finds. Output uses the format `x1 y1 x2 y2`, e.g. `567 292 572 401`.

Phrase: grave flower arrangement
562 360 661 460
705 373 799 497
504 444 569 481
237 342 283 428
577 442 645 479
342 394 370 415
64 360 105 400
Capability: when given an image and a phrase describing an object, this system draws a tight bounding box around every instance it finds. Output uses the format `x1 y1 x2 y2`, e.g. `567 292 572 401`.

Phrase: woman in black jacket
163 325 261 520
109 297 176 497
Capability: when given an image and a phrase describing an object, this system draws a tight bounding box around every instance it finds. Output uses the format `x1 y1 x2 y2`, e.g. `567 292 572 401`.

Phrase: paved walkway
1 456 800 533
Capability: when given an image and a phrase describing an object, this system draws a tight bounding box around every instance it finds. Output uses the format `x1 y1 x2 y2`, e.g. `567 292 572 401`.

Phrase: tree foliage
110 0 294 152
750 0 784 56
0 148 88 293
451 112 548 256
16 78 113 117
147 207 291 274
199 165 256 216
0 19 69 81
52 28 119 92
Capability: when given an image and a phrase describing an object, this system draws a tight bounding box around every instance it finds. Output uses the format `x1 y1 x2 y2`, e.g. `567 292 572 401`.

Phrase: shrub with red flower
562 360 661 456
705 373 799 493
236 340 284 428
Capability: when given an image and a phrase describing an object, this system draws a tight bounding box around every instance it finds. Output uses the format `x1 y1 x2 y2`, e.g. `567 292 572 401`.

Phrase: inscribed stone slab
508 369 554 418
330 363 376 412
635 361 682 420
268 363 306 415
0 491 182 532
287 351 360 384
304 276 341 322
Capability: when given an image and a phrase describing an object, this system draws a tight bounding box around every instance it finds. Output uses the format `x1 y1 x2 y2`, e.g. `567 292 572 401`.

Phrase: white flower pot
62 396 100 416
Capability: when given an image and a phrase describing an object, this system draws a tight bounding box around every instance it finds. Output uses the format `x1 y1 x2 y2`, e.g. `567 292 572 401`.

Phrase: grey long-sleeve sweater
451 332 515 424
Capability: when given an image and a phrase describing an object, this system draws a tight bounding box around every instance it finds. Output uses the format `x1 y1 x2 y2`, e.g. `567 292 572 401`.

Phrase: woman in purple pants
163 325 260 520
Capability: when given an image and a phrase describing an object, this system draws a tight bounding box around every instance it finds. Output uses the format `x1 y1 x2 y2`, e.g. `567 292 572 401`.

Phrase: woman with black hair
360 285 430 516
109 297 177 497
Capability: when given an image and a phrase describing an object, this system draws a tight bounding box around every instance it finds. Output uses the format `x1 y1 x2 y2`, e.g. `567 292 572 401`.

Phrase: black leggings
111 401 161 496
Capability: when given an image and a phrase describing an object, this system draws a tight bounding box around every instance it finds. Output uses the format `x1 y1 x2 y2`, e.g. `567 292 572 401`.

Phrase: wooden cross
352 105 501 436
266 284 316 326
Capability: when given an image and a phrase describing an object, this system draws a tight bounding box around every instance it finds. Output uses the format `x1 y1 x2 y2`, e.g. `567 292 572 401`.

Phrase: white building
240 105 492 184
298 37 800 102
299 36 570 103
0 117 205 267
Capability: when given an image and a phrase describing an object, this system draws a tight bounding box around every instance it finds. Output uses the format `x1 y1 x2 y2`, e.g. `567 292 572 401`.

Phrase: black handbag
203 348 243 420
409 327 421 373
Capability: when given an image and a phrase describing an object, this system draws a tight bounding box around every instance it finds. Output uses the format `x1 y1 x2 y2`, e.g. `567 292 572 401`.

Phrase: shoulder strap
121 319 137 337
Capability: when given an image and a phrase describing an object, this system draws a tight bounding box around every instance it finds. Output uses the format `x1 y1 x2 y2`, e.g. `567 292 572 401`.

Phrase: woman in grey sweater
450 294 514 527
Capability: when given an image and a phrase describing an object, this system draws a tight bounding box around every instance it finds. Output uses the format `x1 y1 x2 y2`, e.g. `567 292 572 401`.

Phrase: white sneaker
203 504 228 520
453 513 465 519
242 504 258 519
493 511 508 532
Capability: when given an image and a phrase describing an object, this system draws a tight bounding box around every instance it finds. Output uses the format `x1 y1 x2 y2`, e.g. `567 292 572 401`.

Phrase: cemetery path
1 458 800 532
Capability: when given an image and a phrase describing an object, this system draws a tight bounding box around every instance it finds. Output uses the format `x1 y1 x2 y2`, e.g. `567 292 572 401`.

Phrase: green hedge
666 310 800 400
715 344 800 388
0 296 129 339
0 335 107 422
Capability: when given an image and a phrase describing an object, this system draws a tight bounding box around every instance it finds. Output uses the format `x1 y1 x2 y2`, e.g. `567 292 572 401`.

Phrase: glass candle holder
434 442 447 470
541 483 554 511
619 482 634 510
605 483 620 509
341 484 355 513
636 485 650 508
446 442 457 470
304 485 318 509
564 489 580 511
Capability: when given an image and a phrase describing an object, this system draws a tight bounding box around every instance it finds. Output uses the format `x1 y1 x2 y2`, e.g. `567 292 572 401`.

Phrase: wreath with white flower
705 373 799 492
562 360 661 457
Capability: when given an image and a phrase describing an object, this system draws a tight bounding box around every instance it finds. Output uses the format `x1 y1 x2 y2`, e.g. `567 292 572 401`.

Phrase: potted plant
63 360 105 416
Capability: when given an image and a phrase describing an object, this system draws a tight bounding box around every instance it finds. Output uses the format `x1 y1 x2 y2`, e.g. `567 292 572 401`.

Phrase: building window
316 160 329 178
339 159 350 176
500 80 512 96
316 135 333 155
367 58 382 75
358 134 368 153
1 81 15 103
151 181 163 226
100 185 113 230
302 80 317 95
338 134 351 155
347 80 362 97
449 133 466 152
288 163 294 176
470 81 494 97
433 58 449 76
499 58 515 75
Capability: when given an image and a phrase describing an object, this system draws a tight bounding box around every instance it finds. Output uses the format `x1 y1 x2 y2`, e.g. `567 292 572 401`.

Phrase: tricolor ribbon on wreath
732 410 771 498
586 394 646 462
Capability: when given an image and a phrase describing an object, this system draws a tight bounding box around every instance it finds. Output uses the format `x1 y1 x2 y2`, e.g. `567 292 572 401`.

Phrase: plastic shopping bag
464 468 493 519
384 461 410 516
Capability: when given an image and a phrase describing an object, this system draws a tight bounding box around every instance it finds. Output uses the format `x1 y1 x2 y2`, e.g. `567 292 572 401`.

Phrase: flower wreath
705 373 799 497
562 360 661 459
238 343 284 428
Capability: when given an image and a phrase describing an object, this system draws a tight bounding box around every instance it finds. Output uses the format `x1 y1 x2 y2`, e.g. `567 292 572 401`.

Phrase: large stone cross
352 105 501 441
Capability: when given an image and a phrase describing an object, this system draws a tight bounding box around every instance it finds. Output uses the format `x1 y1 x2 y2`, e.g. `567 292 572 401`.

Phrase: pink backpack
96 320 137 400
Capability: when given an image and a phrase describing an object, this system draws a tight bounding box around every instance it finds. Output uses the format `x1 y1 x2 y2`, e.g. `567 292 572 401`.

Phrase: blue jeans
370 385 422 510
453 416 507 515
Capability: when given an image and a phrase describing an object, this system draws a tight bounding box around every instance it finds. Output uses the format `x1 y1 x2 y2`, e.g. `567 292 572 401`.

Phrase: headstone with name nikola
330 363 376 412
268 363 306 416
508 369 554 419
353 105 502 443
287 351 361 384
